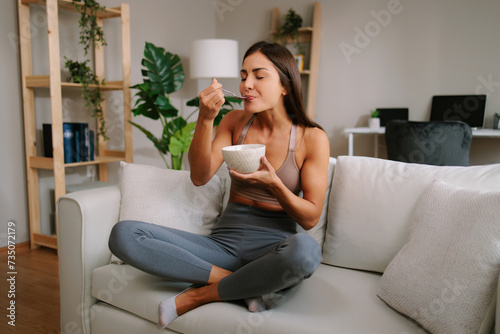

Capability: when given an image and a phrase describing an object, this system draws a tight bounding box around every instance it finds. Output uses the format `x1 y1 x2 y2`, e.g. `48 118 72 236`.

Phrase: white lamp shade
190 39 239 79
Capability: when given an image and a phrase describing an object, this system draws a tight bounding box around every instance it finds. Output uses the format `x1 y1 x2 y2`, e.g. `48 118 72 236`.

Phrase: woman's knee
278 233 321 276
108 220 140 256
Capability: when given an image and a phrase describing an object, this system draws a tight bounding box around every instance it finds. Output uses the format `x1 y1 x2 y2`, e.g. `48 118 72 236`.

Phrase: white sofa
56 156 500 334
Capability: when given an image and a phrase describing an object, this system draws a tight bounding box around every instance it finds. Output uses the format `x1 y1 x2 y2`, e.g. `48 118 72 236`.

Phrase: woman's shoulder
301 125 329 146
299 125 330 161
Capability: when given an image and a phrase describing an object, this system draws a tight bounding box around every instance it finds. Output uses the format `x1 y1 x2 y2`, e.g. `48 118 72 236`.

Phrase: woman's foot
244 296 267 312
158 284 221 329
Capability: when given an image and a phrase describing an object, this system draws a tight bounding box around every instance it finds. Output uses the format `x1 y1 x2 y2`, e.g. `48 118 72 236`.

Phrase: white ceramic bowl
222 144 266 173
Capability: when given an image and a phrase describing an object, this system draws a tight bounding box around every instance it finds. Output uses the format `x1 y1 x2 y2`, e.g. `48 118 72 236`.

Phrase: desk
344 127 500 157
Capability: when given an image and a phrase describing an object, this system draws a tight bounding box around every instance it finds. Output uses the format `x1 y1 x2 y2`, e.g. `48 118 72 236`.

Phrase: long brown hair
243 41 323 130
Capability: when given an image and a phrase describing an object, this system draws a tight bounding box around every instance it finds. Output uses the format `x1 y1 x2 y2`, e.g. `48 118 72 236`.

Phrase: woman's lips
244 96 255 101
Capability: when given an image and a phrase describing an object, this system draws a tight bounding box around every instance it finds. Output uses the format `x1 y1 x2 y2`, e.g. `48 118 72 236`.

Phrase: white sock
244 296 267 312
158 294 179 329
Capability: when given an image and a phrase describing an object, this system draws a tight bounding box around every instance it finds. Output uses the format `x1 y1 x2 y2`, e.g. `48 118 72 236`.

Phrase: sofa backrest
322 156 500 273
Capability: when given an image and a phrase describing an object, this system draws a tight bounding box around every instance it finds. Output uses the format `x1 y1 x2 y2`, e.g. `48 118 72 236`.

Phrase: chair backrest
385 120 472 166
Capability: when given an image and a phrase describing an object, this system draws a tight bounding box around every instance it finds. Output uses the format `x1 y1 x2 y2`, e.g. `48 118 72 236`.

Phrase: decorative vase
369 117 380 129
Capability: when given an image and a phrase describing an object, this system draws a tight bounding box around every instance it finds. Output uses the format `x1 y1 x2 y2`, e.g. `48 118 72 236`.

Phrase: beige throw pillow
378 180 500 334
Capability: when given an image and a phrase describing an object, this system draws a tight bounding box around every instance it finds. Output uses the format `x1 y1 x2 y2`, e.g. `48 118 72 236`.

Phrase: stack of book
43 123 95 163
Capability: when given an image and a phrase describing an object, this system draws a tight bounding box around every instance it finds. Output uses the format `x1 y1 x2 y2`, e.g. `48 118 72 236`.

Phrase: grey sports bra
229 114 302 205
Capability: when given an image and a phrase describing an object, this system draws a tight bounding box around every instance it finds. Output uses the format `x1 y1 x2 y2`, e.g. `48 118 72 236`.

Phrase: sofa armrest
56 186 121 334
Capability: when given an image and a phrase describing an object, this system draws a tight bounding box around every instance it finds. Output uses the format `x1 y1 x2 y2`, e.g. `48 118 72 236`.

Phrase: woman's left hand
228 156 278 189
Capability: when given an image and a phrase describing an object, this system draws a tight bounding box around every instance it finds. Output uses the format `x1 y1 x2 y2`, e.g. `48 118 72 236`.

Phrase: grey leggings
108 202 321 301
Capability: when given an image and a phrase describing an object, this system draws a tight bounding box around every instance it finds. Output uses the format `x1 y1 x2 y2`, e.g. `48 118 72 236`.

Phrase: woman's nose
242 77 253 92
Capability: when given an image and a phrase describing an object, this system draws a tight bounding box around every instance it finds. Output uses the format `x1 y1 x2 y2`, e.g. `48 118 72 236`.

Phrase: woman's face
239 51 286 113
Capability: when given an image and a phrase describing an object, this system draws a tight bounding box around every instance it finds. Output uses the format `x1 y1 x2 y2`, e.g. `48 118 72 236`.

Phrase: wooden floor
0 245 60 333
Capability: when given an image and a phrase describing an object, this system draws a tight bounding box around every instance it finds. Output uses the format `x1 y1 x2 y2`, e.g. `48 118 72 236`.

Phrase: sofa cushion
92 263 426 333
322 156 500 273
113 162 225 263
378 180 500 334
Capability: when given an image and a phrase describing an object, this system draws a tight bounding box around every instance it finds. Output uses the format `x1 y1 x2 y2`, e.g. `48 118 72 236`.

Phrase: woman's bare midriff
229 192 285 212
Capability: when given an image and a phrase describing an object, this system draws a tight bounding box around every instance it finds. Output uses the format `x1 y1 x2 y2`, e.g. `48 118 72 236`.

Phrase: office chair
385 120 472 166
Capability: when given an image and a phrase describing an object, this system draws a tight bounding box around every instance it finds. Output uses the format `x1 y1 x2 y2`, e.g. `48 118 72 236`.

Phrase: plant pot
369 117 380 129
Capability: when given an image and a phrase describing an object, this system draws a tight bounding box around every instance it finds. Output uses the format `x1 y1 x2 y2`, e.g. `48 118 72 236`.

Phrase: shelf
26 75 124 90
29 154 126 170
18 0 132 250
271 2 321 119
22 0 121 19
31 233 58 249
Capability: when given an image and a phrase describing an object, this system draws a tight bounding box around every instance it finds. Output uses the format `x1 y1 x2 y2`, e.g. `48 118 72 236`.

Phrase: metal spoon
222 88 249 99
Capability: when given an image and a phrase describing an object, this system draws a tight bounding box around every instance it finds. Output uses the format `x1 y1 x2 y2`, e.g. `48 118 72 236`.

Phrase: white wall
2 0 500 247
216 0 500 163
0 0 29 247
0 0 216 247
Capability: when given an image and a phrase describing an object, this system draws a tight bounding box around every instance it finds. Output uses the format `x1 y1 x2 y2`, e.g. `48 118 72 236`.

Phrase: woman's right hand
198 78 225 122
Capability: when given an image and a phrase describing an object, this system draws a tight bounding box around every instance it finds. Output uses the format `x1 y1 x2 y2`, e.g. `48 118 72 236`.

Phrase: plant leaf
131 82 160 120
186 96 200 107
169 122 196 156
154 95 178 118
142 42 185 95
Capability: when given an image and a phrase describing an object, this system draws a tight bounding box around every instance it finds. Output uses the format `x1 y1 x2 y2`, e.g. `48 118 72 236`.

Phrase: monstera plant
130 42 242 170
130 42 194 170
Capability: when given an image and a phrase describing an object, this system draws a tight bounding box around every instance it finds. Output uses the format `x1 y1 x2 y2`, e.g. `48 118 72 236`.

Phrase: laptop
376 108 409 127
430 95 487 129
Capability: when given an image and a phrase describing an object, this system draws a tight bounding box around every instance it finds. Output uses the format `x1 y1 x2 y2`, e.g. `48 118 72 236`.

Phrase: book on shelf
43 123 95 163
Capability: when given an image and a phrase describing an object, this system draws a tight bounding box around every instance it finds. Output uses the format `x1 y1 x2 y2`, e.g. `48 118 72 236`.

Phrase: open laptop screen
430 95 486 128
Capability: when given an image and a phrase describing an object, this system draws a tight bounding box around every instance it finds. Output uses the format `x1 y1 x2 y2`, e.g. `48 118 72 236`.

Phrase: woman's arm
188 79 234 186
231 127 330 230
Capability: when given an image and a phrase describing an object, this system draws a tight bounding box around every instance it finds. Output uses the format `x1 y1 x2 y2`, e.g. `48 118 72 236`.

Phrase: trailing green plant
273 8 304 54
130 42 242 170
64 57 108 140
72 0 107 55
371 109 380 118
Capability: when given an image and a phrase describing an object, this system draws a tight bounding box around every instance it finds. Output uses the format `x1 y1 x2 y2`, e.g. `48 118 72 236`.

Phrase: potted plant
62 0 108 139
273 8 305 59
130 42 242 170
64 57 107 140
369 109 380 129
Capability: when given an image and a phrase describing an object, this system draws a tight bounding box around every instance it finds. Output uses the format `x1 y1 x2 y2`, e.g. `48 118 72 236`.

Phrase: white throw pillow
112 162 226 263
322 156 500 273
378 180 500 334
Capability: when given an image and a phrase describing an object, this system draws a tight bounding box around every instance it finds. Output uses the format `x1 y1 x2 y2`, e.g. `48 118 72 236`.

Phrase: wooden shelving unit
271 2 321 120
17 0 133 249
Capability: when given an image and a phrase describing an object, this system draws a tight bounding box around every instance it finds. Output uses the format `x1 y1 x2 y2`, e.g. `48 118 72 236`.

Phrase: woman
109 41 330 328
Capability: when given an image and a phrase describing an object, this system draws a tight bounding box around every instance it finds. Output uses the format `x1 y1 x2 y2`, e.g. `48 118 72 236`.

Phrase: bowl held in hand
222 144 266 173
